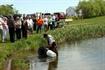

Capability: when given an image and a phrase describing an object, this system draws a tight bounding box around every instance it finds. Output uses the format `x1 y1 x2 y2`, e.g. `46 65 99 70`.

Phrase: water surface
30 38 105 70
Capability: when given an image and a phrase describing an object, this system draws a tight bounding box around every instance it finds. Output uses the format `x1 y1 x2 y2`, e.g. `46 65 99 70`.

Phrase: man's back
7 17 14 28
48 35 55 45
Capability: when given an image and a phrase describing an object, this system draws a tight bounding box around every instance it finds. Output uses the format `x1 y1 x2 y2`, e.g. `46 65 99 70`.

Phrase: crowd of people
0 14 59 43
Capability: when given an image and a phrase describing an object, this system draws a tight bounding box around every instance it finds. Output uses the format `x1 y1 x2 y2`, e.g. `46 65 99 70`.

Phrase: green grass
11 59 29 70
0 16 105 70
0 34 47 70
49 16 105 43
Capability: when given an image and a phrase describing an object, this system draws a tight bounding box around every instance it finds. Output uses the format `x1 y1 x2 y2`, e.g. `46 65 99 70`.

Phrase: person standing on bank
44 16 48 32
22 17 28 39
2 17 8 42
52 15 56 29
15 17 22 40
36 16 44 33
27 16 34 34
0 17 4 42
7 16 15 43
43 33 58 55
48 16 53 30
32 16 37 31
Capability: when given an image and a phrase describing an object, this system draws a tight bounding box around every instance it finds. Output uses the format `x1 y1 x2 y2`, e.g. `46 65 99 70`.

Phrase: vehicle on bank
54 12 66 21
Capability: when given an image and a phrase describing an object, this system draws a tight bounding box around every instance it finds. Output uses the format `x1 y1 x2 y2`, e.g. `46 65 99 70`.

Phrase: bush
77 0 105 18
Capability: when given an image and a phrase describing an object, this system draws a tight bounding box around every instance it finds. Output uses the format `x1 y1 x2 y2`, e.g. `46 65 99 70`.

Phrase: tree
0 4 18 16
77 0 105 18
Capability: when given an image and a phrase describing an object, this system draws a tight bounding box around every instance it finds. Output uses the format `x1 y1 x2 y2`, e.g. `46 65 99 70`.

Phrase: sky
0 0 80 14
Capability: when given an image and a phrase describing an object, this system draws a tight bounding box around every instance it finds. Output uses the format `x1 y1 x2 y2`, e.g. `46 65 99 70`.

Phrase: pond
29 37 105 70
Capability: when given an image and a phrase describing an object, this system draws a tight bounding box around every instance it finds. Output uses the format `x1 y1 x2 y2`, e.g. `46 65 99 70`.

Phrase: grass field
0 16 105 70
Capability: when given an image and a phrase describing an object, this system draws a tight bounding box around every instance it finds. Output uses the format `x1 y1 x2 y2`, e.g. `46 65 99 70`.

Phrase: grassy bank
0 16 105 70
0 34 47 70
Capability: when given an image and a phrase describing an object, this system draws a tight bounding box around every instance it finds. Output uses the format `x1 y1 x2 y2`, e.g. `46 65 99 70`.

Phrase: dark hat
43 33 48 38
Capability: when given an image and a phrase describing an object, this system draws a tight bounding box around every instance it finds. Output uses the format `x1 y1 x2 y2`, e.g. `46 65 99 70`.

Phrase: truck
53 12 65 21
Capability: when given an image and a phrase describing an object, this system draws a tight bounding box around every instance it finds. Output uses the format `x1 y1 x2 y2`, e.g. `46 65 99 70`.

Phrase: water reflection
29 57 58 70
48 57 58 70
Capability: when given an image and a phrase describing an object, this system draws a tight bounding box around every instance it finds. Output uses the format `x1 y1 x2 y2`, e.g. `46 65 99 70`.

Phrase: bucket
46 50 56 57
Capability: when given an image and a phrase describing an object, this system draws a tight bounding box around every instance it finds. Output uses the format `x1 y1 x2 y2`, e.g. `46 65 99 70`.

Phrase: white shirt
15 20 22 28
48 35 55 45
0 18 3 30
27 19 33 28
44 18 48 25
52 15 56 20
3 20 8 30
49 18 52 25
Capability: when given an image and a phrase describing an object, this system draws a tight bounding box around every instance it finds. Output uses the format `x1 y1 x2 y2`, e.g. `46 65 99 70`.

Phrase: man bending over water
43 33 58 55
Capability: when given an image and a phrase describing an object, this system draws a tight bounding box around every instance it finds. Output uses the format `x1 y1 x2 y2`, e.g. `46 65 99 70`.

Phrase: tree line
77 0 105 18
0 4 18 16
1 1 105 19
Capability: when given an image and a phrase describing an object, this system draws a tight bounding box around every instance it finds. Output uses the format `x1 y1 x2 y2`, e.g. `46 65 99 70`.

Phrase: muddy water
29 37 105 70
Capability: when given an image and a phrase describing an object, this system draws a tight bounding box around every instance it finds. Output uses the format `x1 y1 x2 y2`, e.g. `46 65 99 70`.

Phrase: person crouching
43 33 58 55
